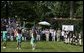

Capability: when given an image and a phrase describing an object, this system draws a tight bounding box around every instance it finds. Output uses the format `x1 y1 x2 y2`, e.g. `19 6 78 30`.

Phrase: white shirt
53 31 56 36
61 31 64 36
79 34 81 39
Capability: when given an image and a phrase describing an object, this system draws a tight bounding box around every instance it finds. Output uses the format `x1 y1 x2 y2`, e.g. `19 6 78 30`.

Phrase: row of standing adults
37 28 82 46
28 28 82 46
1 25 82 46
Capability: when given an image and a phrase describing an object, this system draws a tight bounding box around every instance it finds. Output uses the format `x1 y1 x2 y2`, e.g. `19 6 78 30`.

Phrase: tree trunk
70 1 73 18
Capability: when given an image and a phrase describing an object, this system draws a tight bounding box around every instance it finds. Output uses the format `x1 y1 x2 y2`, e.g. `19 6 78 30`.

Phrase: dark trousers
60 36 64 41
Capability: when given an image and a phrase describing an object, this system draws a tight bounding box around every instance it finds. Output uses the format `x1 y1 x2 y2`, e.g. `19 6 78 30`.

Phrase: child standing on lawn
30 26 37 50
16 28 22 49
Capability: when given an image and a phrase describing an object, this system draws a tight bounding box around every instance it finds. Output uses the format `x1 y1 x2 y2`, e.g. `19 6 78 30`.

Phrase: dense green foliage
1 1 83 19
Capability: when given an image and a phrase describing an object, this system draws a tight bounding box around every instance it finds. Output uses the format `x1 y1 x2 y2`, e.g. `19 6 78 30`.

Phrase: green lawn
1 41 83 52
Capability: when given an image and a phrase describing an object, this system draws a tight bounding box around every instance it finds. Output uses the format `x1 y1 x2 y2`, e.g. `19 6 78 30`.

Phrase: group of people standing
1 27 22 49
1 18 82 50
38 28 82 46
1 26 37 50
1 24 82 50
61 30 82 46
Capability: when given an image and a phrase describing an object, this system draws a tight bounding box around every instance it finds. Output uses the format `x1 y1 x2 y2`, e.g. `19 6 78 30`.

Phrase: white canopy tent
38 21 51 26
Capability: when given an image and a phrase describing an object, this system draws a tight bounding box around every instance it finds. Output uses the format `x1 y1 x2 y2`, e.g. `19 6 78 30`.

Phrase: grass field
1 41 83 52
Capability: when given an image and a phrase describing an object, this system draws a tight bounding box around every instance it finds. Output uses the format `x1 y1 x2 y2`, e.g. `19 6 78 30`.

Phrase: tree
74 1 83 18
70 1 73 18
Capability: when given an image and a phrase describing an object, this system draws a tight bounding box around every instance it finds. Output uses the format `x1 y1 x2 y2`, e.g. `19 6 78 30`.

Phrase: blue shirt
2 31 7 40
17 34 22 40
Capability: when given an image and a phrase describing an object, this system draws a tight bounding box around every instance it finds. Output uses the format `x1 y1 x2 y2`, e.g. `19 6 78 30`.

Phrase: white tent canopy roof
38 21 51 26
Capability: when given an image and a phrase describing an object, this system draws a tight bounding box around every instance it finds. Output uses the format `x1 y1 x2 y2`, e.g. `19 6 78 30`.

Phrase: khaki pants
65 38 67 43
36 35 40 41
57 35 60 41
64 35 67 43
52 36 55 41
79 39 82 45
70 38 72 43
46 34 49 41
75 40 78 45
24 37 26 41
10 36 13 41
67 38 69 43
